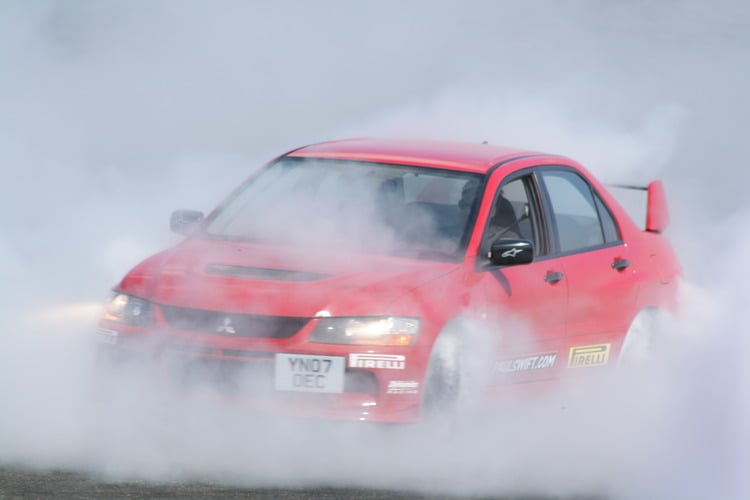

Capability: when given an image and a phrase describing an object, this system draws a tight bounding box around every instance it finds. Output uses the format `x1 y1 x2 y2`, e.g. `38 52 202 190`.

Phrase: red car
98 138 680 423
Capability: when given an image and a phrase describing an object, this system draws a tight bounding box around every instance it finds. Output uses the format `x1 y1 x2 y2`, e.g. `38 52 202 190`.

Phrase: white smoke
1 0 750 498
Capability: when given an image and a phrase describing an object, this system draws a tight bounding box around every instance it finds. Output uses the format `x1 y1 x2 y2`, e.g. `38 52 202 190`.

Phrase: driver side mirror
170 209 204 236
488 239 534 266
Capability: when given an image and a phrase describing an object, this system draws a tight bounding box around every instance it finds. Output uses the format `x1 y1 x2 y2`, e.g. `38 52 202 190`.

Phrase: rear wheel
619 308 667 365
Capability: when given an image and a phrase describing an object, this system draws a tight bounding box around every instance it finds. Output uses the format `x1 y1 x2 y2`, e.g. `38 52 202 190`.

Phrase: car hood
119 238 459 317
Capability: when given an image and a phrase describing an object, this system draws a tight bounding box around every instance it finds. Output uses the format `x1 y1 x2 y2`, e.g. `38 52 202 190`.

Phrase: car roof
287 138 549 173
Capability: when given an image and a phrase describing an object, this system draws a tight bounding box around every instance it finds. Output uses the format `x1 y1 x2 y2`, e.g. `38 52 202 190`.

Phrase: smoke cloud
2 1 750 498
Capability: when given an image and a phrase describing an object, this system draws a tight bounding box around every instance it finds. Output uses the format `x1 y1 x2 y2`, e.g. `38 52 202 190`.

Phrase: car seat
489 196 520 239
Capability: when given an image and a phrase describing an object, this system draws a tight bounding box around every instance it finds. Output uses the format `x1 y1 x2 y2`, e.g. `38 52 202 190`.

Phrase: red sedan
98 138 680 422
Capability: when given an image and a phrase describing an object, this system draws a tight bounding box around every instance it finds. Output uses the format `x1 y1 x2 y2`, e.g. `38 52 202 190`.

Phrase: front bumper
96 324 425 423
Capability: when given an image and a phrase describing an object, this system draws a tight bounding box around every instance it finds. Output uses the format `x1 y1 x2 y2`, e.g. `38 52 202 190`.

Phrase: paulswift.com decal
568 344 610 368
495 353 557 373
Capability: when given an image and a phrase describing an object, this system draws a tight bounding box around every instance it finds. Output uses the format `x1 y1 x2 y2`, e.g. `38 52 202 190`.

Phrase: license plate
274 354 345 393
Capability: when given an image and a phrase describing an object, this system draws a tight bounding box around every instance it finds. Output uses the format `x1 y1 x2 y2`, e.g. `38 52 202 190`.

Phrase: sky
1 1 749 498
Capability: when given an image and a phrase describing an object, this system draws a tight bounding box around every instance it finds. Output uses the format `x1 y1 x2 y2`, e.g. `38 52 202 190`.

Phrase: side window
541 170 606 253
594 193 621 243
482 176 541 255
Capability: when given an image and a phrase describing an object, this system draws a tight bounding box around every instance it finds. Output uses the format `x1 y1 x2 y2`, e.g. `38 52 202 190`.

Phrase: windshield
203 157 483 260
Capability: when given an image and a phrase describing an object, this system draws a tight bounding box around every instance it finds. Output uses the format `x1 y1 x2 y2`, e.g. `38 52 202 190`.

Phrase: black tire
620 308 660 365
422 332 462 418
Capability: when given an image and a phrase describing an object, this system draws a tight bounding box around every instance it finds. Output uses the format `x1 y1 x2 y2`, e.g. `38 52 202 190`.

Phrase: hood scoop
205 263 332 282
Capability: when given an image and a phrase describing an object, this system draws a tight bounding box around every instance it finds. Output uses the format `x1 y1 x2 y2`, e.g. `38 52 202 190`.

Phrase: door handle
612 258 630 271
544 271 564 284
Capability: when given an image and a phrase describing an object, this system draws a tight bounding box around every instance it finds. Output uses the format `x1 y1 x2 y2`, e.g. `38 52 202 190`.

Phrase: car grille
159 305 308 339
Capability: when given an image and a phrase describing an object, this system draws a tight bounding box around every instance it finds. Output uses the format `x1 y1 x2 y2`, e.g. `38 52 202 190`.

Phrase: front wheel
423 332 462 417
421 319 492 420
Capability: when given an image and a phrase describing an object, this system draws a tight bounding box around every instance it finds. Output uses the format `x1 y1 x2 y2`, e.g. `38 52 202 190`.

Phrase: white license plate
274 354 345 393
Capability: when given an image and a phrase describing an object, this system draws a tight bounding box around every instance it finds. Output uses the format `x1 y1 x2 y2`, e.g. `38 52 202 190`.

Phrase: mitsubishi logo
501 247 523 258
216 317 237 334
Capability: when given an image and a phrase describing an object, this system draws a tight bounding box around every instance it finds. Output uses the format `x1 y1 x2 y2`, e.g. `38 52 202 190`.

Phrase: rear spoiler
607 180 669 233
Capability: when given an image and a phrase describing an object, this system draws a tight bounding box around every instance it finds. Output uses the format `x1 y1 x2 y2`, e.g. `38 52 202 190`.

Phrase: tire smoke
1 1 748 498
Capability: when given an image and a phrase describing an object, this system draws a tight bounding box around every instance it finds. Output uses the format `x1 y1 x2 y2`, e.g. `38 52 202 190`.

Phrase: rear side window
594 193 621 243
541 170 610 253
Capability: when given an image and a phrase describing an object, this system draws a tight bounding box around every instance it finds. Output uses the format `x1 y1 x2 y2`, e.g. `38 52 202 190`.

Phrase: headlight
308 317 419 346
102 292 153 327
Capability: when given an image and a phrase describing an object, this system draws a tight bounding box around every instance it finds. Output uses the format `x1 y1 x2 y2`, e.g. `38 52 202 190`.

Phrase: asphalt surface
0 467 604 500
0 467 439 499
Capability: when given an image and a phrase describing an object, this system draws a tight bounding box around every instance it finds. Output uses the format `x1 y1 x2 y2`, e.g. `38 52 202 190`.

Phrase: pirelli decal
568 344 610 368
349 353 405 370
